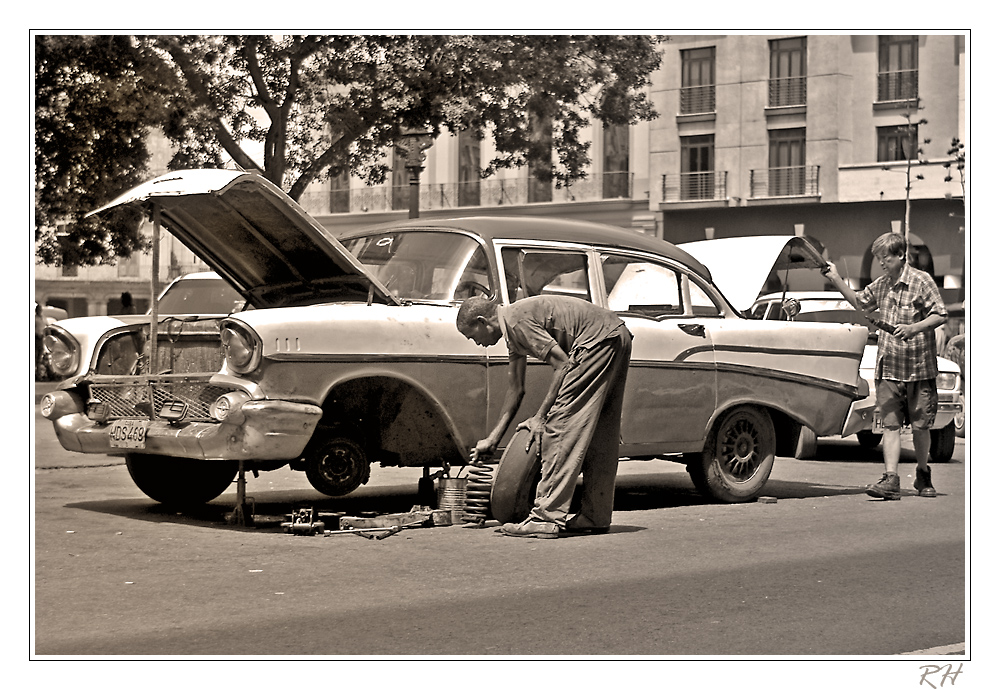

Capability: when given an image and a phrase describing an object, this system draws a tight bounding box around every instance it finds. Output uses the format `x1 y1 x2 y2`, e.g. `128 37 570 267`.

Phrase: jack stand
417 466 438 508
226 459 254 527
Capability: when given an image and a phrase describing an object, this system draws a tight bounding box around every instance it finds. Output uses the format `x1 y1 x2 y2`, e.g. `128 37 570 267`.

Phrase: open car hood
88 169 396 309
679 236 827 313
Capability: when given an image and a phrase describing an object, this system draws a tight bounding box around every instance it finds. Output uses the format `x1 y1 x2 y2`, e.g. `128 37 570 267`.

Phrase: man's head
871 232 906 279
456 296 503 347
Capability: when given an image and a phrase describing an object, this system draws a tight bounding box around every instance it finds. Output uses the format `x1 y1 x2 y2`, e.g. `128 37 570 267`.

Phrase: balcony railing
298 172 637 215
749 165 820 198
679 84 716 114
768 76 807 107
661 171 728 202
877 70 919 102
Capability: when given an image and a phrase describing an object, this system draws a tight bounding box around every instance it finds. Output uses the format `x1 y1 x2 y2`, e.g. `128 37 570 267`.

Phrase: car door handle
678 323 706 338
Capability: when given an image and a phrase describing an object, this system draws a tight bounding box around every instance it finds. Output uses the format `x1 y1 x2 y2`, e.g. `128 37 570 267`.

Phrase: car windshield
156 278 246 315
343 231 492 302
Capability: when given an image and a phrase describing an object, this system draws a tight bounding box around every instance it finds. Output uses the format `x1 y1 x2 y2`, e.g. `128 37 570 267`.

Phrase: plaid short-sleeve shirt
856 263 947 382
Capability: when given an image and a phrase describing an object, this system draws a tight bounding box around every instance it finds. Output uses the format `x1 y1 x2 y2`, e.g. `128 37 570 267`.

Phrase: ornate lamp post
396 127 434 218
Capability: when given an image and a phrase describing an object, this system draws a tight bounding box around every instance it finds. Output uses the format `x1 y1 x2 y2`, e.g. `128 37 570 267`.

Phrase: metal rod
150 204 160 373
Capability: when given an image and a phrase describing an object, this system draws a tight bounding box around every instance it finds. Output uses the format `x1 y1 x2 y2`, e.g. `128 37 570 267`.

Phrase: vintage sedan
41 169 869 507
750 291 963 461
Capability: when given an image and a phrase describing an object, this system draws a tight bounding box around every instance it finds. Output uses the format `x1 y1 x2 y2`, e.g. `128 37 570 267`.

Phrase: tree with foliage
35 34 663 266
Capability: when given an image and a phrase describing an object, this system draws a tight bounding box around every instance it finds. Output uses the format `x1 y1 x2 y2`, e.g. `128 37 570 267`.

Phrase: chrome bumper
45 391 322 461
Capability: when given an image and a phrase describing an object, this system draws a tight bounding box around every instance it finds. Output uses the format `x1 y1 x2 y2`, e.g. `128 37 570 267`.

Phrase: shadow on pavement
66 464 875 532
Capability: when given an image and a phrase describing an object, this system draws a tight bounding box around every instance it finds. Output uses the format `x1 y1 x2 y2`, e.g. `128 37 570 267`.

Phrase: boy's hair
456 295 498 329
871 232 907 259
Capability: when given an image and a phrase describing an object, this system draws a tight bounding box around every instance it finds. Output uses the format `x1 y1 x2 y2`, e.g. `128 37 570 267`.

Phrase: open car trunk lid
88 169 396 310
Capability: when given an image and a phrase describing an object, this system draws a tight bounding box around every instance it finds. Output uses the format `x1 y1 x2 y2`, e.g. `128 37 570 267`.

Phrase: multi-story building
36 34 966 317
648 34 966 299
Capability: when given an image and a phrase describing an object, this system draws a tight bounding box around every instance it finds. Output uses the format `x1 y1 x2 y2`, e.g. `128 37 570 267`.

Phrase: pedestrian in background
456 295 632 537
822 233 947 499
120 291 136 315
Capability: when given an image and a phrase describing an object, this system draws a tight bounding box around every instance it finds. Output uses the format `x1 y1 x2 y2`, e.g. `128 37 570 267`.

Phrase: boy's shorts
876 379 938 431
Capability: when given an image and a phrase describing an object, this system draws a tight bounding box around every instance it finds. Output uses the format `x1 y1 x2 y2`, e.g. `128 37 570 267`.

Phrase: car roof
339 216 712 282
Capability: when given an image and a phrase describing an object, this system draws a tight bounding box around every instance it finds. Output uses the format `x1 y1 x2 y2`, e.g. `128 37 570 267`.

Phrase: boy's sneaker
914 467 937 498
866 472 901 500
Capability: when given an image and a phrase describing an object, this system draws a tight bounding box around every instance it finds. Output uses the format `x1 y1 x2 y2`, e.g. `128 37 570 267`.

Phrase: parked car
41 271 245 381
749 291 963 461
35 303 69 380
41 169 869 508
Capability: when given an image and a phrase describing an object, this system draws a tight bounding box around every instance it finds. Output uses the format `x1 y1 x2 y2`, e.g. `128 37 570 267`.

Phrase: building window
769 37 807 107
458 129 481 207
680 47 715 114
527 110 553 203
878 35 919 102
680 134 715 200
391 150 409 211
330 168 350 213
877 124 918 162
768 128 806 196
603 123 630 199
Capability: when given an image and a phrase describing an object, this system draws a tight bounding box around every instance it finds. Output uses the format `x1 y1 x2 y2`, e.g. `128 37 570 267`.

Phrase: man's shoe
914 467 938 498
866 472 901 500
562 517 610 535
500 519 560 539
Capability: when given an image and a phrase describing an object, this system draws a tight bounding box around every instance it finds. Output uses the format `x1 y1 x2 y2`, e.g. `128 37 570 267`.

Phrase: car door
484 244 598 449
597 251 718 452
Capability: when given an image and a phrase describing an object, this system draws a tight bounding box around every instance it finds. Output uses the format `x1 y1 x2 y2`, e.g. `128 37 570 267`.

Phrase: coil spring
461 462 495 526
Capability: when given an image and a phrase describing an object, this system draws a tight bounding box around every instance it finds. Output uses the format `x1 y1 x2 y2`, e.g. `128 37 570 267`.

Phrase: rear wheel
125 454 238 506
688 405 776 503
930 422 956 463
793 425 818 460
304 436 370 496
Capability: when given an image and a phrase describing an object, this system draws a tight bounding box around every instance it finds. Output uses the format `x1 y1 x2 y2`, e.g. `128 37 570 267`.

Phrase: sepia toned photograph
30 31 974 680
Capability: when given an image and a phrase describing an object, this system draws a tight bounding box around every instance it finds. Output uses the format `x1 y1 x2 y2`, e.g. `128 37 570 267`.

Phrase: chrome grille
89 381 231 422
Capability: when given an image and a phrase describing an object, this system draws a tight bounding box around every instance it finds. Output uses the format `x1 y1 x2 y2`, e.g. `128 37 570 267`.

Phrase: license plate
873 413 884 431
109 419 148 449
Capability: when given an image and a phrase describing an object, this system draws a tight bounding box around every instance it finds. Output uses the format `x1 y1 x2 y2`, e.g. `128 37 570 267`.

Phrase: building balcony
768 76 807 108
749 165 820 200
660 171 728 204
298 172 641 216
876 70 919 106
679 85 716 115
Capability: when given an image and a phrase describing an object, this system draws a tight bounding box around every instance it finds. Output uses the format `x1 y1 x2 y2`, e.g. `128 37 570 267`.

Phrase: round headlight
220 323 260 374
43 327 80 378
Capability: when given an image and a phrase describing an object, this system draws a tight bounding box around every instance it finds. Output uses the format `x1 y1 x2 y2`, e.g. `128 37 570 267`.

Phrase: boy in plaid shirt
823 233 947 499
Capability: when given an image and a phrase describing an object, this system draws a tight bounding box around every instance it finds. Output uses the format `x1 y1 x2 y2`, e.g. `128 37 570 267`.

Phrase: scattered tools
284 506 452 540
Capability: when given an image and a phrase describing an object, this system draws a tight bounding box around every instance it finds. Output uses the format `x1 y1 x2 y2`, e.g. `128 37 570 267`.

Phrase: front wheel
125 454 238 506
303 436 370 496
688 405 776 503
856 429 882 450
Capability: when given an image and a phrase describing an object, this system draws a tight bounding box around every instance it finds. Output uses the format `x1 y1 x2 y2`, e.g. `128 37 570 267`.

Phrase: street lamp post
396 127 434 219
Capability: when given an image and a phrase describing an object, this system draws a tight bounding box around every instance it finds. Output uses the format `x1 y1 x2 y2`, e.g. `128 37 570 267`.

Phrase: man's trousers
529 326 632 528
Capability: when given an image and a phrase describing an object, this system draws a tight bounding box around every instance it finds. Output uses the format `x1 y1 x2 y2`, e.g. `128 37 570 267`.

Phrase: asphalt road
32 382 970 668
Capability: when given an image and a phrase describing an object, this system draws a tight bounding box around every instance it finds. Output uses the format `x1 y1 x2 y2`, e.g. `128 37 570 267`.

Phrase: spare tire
489 428 541 524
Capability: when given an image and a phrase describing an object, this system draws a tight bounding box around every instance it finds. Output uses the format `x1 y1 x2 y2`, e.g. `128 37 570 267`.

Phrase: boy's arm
821 262 864 312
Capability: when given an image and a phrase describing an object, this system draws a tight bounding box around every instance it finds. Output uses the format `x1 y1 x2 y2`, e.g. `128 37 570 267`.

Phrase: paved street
32 382 970 668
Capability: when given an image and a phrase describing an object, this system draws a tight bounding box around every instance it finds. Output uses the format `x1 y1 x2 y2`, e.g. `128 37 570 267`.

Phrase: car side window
601 254 682 317
688 279 723 317
501 248 591 303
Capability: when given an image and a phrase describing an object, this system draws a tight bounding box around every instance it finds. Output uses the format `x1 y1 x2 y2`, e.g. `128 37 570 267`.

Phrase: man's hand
470 438 497 463
893 323 920 340
515 415 545 455
821 261 839 281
